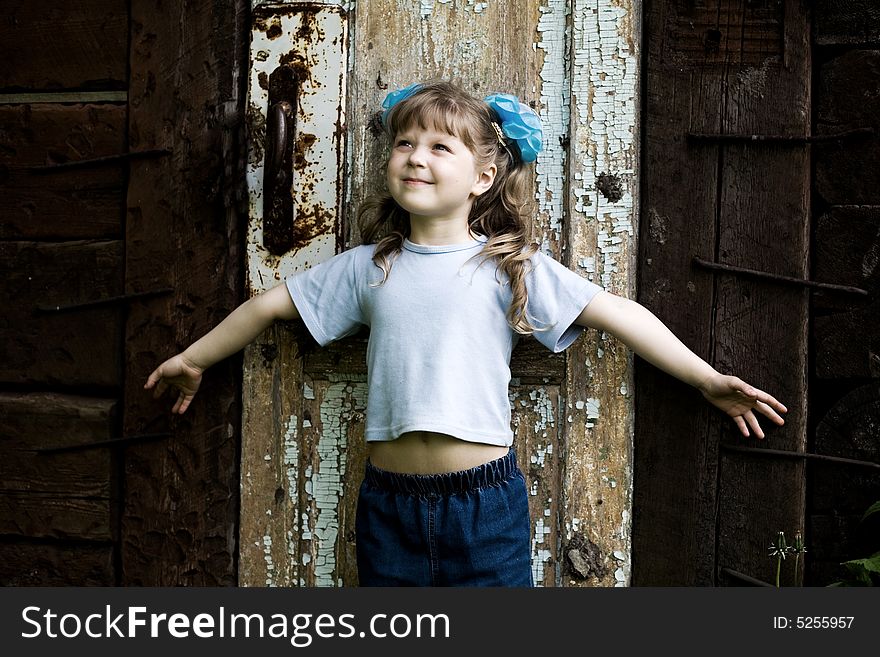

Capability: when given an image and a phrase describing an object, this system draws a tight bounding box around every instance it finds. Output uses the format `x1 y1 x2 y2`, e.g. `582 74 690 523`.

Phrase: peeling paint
308 379 367 586
246 6 348 293
535 0 569 253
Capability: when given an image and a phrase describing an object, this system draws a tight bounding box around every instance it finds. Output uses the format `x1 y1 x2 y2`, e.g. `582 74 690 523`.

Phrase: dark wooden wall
634 0 811 586
809 0 880 586
635 0 879 586
0 0 248 586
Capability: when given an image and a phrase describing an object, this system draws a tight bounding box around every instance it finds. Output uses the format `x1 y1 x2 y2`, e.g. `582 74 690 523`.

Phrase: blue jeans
355 449 533 587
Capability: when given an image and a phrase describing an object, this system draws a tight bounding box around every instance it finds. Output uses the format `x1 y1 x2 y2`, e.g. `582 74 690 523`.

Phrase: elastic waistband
364 449 519 496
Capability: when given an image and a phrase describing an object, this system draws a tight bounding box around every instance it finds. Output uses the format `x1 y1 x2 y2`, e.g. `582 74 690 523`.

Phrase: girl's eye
395 139 412 148
433 144 450 152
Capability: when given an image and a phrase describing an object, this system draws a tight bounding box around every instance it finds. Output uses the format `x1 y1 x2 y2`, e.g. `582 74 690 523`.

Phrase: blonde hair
359 80 540 334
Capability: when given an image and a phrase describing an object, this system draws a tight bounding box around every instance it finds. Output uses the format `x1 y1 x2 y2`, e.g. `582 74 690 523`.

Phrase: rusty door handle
263 98 296 254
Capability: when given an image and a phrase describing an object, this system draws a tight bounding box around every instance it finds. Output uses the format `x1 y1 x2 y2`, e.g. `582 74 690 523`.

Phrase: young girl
145 81 788 587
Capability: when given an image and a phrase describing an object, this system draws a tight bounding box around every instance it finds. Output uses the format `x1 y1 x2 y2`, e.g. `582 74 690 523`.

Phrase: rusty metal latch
35 288 174 314
28 149 172 173
721 443 880 471
693 257 868 296
263 65 298 255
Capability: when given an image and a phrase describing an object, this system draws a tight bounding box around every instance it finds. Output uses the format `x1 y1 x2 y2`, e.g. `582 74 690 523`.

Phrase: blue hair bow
483 93 543 162
381 83 423 125
380 84 544 163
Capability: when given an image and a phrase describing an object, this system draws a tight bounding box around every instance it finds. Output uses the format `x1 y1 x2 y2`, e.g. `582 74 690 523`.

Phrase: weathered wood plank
0 393 114 497
0 0 128 91
239 325 305 588
511 385 562 588
0 542 114 586
297 375 367 587
815 0 880 45
813 207 879 378
0 240 124 387
712 0 809 586
122 0 247 586
634 0 726 585
563 0 641 588
0 104 126 240
0 493 110 541
815 50 880 206
0 393 114 544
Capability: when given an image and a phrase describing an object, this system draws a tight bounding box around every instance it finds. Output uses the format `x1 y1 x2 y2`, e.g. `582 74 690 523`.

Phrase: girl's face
386 125 495 226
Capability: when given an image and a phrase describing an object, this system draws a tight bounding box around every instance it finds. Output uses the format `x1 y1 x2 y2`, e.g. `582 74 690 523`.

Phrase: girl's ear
471 163 497 197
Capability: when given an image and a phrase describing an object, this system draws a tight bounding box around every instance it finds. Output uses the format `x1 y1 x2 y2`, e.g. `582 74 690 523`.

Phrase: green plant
768 530 806 587
829 500 880 587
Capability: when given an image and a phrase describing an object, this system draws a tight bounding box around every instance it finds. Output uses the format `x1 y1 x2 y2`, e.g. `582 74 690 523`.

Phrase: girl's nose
407 146 427 166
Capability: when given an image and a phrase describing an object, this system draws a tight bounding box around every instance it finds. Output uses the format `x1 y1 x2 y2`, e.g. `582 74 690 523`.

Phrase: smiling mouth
402 178 433 184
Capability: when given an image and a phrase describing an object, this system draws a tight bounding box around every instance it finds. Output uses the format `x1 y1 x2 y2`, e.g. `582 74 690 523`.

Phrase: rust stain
291 202 333 251
258 71 269 91
247 102 266 166
293 132 318 171
266 19 283 40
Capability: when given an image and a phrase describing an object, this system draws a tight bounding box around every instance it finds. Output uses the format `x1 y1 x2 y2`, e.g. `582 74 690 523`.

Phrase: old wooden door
239 0 641 587
634 0 810 585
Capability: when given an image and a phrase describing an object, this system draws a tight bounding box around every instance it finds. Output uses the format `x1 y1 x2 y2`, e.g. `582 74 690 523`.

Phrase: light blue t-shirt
285 236 602 447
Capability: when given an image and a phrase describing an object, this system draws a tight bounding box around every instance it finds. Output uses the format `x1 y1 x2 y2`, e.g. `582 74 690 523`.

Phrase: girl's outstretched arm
575 291 787 438
144 283 299 413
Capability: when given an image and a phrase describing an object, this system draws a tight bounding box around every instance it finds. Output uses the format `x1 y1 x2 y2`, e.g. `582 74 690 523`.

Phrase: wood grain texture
122 0 247 586
562 0 641 587
635 0 809 585
0 0 127 91
0 394 114 545
0 104 126 240
0 542 114 586
243 0 639 587
0 240 124 387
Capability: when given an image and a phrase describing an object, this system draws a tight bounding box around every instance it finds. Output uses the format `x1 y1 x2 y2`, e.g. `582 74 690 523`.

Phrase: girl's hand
698 373 788 439
144 353 204 414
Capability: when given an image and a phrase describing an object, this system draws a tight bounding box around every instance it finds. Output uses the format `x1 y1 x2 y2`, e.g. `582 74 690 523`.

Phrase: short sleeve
285 247 367 346
525 250 603 352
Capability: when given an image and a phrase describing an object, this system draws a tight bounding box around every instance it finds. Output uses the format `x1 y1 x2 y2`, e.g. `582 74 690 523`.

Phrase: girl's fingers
745 410 765 440
755 400 786 425
733 415 749 437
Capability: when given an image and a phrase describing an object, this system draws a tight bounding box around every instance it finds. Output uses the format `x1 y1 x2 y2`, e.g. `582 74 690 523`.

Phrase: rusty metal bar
722 444 880 471
693 257 868 296
37 432 173 454
687 127 873 144
29 149 172 173
36 288 174 314
720 567 775 587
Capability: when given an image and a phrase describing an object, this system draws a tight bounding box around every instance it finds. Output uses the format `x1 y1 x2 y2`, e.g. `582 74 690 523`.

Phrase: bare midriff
367 431 509 475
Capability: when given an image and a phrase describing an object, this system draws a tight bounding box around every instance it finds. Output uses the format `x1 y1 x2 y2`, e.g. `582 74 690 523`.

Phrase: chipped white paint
245 6 348 292
570 0 638 291
283 415 299 503
309 379 367 586
562 1 639 587
528 387 555 436
535 0 569 252
262 534 275 587
529 440 555 585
